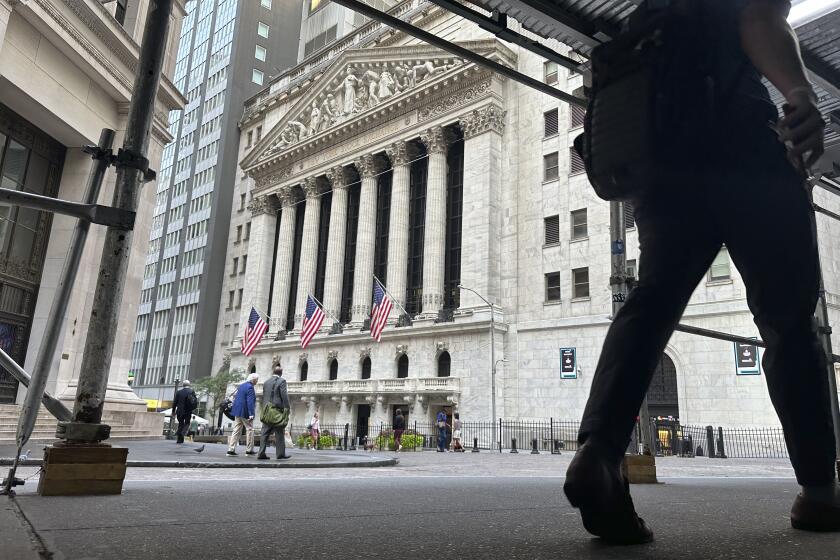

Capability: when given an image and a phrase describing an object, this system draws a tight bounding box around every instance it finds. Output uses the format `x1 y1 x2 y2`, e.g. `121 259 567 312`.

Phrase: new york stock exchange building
214 2 840 436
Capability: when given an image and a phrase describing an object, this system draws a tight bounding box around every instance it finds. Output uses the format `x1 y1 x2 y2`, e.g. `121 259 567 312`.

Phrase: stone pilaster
240 195 279 329
269 188 298 331
385 140 411 318
351 154 380 325
419 126 449 317
294 177 325 330
322 166 349 323
459 105 506 310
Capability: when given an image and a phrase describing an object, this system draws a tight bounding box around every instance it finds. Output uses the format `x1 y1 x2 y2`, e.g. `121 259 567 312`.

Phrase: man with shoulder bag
258 365 291 460
566 0 838 545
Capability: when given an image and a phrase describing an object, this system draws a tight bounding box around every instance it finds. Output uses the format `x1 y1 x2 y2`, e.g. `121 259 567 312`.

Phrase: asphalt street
5 451 840 559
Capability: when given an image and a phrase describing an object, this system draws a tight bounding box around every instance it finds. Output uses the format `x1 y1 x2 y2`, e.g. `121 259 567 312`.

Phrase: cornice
25 0 184 111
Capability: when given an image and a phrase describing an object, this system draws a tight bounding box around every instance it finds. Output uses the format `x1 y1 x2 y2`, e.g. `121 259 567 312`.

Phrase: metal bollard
705 425 716 458
552 439 562 455
716 426 727 459
510 437 519 453
531 437 540 454
472 437 480 453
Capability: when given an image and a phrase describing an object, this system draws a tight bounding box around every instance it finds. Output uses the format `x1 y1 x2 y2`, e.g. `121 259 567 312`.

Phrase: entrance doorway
391 405 409 427
0 104 65 403
646 354 679 419
355 404 371 444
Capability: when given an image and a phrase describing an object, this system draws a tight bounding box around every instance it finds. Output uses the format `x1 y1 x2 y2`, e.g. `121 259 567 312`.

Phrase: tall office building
130 0 300 405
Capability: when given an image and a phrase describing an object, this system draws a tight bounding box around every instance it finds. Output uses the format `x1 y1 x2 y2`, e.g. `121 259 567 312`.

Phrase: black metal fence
649 420 790 459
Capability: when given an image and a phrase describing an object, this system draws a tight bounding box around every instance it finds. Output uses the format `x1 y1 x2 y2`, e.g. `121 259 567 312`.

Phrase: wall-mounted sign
734 341 761 375
560 348 577 379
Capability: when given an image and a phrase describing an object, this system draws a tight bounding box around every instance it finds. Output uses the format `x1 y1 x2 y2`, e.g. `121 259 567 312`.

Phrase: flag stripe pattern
241 307 268 356
301 295 325 349
370 279 393 342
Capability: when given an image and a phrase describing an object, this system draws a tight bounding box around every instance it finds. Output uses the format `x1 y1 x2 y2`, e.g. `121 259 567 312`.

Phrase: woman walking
310 411 321 450
452 413 463 452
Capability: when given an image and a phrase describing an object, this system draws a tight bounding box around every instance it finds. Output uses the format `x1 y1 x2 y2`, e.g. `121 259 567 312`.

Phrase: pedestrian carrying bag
260 381 289 427
575 0 717 201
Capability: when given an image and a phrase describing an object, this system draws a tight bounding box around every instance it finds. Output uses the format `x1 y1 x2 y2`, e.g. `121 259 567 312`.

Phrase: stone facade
0 0 186 428
213 2 840 432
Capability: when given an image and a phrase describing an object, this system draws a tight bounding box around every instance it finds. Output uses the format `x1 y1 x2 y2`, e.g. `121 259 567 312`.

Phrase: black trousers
578 109 836 486
176 413 190 442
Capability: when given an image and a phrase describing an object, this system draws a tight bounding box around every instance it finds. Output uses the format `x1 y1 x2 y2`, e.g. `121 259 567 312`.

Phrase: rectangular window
573 267 590 299
571 209 588 240
252 69 264 85
624 201 636 229
570 105 586 129
261 0 272 7
240 193 247 211
237 289 243 309
246 131 253 147
570 147 585 175
245 222 251 240
232 257 239 276
545 272 562 302
544 152 559 182
709 248 731 281
228 291 235 310
255 45 267 62
256 126 263 141
257 22 270 38
240 255 247 274
544 61 558 85
309 0 328 13
626 259 637 280
544 109 559 138
235 225 242 242
544 215 560 246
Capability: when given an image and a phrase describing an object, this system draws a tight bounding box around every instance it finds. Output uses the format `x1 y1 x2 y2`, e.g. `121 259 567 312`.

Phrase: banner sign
560 348 577 379
734 341 761 375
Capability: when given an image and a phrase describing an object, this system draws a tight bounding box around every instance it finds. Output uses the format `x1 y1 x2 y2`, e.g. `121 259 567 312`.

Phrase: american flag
301 295 325 349
241 307 268 356
370 278 393 342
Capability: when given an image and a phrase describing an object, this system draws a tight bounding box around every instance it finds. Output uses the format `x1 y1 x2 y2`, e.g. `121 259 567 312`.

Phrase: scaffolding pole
57 0 173 442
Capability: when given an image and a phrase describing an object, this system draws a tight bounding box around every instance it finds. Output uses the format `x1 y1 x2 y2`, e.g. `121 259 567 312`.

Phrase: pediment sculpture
261 58 465 159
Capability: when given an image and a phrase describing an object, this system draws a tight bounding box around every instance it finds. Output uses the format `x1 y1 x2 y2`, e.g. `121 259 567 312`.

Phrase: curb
0 457 399 469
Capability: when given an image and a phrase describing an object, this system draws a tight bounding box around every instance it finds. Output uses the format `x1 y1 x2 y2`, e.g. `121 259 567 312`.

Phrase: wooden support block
38 444 128 496
622 454 658 484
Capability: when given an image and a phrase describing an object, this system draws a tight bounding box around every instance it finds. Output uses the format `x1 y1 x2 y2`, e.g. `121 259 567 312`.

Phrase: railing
285 377 461 395
649 420 790 459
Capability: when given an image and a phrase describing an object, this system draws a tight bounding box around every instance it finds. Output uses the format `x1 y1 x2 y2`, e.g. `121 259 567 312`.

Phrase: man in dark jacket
565 0 837 545
227 373 259 456
172 380 198 444
258 366 291 460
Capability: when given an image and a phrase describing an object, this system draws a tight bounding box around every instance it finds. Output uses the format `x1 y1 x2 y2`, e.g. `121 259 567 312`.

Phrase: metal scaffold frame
331 0 840 461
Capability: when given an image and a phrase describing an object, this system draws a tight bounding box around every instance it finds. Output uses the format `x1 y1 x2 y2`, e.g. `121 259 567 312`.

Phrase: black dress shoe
226 451 237 456
277 455 292 460
791 494 840 532
245 451 257 456
564 441 654 545
257 454 269 460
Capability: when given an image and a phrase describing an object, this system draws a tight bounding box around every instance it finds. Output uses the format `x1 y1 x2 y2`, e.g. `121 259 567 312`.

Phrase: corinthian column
295 177 325 330
322 166 349 323
420 126 449 317
269 187 299 332
351 154 380 325
240 194 278 328
385 140 411 319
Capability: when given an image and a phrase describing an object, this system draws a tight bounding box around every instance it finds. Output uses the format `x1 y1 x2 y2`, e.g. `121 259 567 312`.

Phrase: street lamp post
458 285 497 427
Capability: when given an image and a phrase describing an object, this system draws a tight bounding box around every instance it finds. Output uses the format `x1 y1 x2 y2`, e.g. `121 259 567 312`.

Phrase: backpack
220 397 235 421
187 390 198 411
576 0 729 201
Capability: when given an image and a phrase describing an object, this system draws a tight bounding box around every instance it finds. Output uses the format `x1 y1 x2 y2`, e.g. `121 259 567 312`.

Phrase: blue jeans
438 428 447 451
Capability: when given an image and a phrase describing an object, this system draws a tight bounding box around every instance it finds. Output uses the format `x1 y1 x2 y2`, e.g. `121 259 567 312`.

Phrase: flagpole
373 275 410 318
309 294 341 325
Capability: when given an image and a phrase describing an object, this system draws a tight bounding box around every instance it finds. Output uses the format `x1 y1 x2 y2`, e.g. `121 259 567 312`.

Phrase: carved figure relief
260 58 465 160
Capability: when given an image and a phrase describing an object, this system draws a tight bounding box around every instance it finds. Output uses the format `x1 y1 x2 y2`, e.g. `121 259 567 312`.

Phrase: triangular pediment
241 41 506 173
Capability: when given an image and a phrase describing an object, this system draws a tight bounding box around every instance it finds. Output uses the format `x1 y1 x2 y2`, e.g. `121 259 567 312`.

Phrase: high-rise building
130 0 301 405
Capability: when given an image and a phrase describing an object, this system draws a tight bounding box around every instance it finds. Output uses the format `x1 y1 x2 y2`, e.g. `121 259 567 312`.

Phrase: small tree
192 368 245 424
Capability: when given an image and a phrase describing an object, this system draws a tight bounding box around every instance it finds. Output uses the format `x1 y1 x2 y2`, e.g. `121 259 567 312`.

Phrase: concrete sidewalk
0 439 397 469
0 498 41 560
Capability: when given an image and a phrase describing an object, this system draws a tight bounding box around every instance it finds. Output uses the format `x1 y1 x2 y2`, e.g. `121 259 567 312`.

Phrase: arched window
646 354 678 419
437 351 451 378
300 361 308 382
329 359 338 381
397 354 409 378
361 357 371 380
249 364 256 374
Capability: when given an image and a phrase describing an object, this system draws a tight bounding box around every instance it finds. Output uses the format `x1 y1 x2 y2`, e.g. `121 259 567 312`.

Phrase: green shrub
375 431 425 451
296 433 337 448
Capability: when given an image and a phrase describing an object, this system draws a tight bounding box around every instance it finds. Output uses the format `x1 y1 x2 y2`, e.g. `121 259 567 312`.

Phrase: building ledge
286 377 460 396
